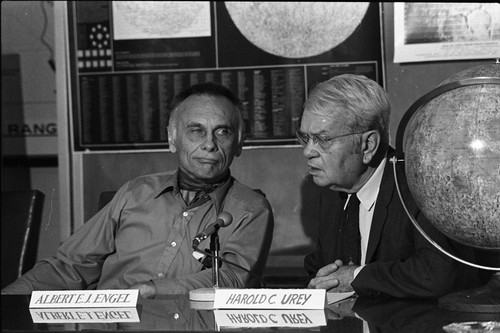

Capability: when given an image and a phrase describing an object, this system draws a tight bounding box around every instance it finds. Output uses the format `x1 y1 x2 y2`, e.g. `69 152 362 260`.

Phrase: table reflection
64 295 217 332
2 294 499 332
348 297 500 333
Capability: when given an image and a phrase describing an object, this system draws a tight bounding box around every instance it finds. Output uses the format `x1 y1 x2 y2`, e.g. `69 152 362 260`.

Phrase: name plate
29 307 140 323
29 290 138 308
213 289 325 309
214 309 326 328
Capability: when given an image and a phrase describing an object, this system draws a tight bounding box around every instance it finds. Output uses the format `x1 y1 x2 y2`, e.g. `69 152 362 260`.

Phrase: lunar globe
394 63 500 312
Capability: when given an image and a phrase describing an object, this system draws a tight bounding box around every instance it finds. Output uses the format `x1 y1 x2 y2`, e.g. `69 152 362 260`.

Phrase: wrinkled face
168 94 242 182
299 109 365 192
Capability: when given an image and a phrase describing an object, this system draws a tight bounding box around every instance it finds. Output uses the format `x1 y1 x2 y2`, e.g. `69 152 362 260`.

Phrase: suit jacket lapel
365 153 396 264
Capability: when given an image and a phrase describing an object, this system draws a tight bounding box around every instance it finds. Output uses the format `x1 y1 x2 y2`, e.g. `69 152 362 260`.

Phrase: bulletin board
67 2 384 151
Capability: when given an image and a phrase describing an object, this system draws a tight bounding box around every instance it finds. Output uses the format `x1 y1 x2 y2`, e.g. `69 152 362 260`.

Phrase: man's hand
130 280 157 299
308 259 358 292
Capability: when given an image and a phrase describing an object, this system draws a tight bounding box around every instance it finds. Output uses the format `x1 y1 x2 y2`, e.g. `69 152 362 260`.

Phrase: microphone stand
189 223 229 304
210 225 221 288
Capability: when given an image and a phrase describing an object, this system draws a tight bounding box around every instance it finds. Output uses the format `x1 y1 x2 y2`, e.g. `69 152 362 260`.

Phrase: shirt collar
154 170 179 198
206 176 233 214
356 157 387 212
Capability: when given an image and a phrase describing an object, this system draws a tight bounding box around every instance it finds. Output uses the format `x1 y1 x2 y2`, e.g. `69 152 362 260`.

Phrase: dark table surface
2 294 499 333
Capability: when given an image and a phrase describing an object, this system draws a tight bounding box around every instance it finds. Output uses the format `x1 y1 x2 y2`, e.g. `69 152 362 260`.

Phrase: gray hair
304 74 391 149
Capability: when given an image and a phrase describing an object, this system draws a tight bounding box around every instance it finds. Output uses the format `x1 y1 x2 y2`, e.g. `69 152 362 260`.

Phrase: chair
1 190 44 288
98 191 116 211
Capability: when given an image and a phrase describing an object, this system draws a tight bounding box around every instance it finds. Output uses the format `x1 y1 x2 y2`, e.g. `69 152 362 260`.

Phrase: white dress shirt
349 157 387 278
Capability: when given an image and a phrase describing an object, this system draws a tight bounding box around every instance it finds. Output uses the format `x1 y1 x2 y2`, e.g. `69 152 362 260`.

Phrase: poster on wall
69 1 384 151
2 1 58 159
393 2 500 63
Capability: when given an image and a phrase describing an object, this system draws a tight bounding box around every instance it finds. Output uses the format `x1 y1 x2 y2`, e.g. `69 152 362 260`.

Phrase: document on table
327 291 356 304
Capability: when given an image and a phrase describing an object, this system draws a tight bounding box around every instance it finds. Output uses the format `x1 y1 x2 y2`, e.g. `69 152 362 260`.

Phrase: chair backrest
1 190 44 288
99 191 117 211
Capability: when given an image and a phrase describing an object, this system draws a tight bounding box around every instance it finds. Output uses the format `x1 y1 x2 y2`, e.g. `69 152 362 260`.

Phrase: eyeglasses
296 130 366 150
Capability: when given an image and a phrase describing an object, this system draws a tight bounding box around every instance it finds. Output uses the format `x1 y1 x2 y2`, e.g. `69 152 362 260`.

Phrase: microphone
192 212 233 249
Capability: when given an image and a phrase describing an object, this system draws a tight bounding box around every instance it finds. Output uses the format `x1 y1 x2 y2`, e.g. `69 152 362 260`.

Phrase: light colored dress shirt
350 157 386 278
2 170 274 294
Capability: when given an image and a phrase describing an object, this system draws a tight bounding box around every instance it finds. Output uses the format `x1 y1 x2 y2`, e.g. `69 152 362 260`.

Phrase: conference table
2 293 499 332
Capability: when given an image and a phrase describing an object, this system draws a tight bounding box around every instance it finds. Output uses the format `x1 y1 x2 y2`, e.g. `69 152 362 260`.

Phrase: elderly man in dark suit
298 74 479 298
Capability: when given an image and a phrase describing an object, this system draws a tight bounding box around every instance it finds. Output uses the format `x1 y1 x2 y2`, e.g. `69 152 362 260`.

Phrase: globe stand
438 273 500 313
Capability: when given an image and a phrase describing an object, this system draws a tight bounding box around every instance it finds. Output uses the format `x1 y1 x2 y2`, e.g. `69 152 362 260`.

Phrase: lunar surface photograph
224 2 370 58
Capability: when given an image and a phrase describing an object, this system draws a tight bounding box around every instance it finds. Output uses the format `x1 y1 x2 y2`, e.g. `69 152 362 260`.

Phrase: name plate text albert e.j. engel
29 290 138 308
213 289 325 309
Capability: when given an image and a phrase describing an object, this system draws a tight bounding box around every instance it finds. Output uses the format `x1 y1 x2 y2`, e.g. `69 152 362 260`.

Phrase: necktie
339 193 361 265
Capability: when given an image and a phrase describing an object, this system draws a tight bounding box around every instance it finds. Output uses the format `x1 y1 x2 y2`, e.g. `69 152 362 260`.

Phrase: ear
233 132 245 157
361 130 380 164
234 144 242 157
168 128 177 153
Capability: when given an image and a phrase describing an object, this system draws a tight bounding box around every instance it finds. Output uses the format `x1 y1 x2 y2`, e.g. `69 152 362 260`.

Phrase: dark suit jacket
304 150 480 298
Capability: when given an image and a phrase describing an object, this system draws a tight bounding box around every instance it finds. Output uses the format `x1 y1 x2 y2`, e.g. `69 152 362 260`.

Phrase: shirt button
171 241 177 247
183 212 188 217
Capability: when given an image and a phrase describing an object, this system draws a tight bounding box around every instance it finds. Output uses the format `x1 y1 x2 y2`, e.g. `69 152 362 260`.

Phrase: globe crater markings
404 63 500 249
